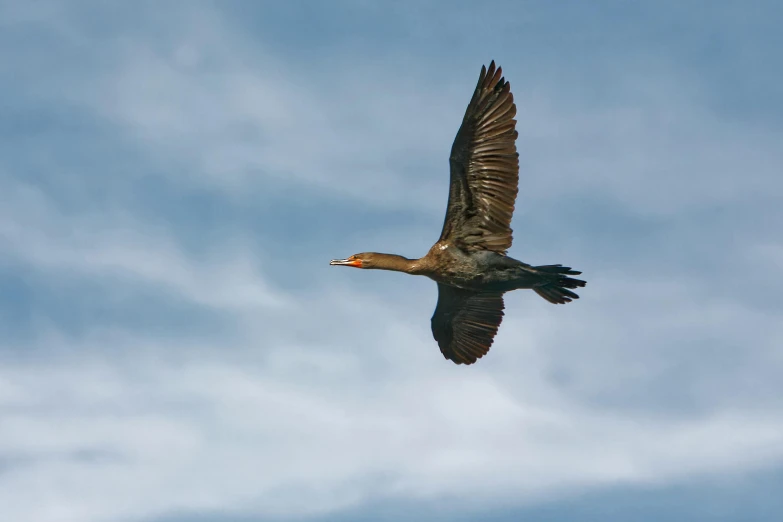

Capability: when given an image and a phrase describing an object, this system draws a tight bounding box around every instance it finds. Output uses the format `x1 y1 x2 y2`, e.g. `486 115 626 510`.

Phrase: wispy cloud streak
0 2 781 522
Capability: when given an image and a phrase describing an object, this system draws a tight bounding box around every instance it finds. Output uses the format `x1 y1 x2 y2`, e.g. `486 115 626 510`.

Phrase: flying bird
330 61 586 365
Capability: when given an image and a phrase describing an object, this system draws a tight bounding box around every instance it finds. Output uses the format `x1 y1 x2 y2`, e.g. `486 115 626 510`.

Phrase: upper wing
431 283 506 365
439 61 520 254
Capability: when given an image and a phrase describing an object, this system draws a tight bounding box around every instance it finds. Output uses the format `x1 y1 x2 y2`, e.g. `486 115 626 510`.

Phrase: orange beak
329 257 363 268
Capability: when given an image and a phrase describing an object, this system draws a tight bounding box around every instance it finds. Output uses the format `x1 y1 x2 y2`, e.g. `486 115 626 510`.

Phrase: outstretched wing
431 283 506 365
439 60 520 254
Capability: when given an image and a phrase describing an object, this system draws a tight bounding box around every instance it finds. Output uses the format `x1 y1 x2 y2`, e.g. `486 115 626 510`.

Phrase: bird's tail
532 264 586 304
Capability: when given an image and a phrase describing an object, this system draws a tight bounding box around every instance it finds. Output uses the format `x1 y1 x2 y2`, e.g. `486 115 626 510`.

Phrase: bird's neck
368 253 425 274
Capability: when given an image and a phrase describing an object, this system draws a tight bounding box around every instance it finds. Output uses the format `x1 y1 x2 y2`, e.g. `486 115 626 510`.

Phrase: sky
1 1 782 521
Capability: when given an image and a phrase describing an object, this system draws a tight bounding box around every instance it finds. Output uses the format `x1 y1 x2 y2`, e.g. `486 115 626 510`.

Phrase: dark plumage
330 61 586 365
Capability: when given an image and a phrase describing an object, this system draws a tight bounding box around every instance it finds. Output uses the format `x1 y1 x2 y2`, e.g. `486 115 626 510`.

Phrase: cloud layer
1 2 781 521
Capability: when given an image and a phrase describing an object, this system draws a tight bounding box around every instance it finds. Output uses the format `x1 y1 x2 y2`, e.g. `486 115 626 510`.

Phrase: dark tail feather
532 264 587 305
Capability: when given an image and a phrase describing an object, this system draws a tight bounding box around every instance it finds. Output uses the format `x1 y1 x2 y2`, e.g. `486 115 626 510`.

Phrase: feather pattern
431 283 505 365
439 60 520 254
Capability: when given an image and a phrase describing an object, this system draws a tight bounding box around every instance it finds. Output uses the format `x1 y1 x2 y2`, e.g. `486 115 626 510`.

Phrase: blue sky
1 1 782 521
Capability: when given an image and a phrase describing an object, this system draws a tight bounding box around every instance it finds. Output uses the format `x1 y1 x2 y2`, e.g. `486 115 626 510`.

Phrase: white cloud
25 2 777 222
0 181 289 313
1 184 781 521
35 5 455 213
1 2 782 522
2 319 782 522
515 87 783 217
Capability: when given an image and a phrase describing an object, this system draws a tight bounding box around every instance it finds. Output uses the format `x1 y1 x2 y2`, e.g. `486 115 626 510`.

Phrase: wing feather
431 283 505 365
439 61 520 254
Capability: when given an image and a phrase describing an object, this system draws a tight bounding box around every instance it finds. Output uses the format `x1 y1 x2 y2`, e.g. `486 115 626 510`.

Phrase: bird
330 61 586 365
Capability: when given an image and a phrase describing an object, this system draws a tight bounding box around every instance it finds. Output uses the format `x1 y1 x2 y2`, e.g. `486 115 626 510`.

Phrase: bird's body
366 244 544 292
331 61 586 365
421 244 526 292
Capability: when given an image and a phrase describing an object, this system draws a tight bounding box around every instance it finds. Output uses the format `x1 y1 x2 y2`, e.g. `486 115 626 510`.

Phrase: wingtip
486 60 496 77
